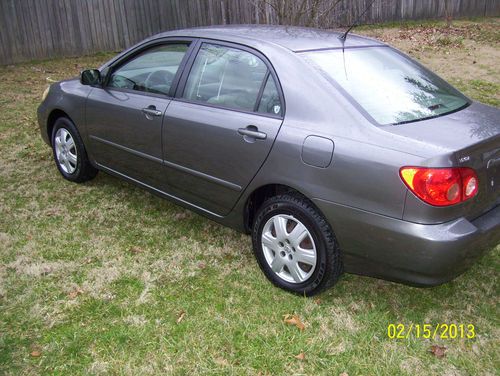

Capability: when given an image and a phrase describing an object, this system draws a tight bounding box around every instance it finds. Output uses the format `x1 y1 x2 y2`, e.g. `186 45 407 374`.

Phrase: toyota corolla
38 26 500 296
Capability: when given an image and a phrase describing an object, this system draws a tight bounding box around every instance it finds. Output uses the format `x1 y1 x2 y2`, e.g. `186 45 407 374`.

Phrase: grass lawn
1 18 499 375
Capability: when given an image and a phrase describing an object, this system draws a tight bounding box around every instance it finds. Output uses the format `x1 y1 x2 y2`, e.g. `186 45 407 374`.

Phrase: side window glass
258 75 282 116
183 43 268 112
108 44 189 95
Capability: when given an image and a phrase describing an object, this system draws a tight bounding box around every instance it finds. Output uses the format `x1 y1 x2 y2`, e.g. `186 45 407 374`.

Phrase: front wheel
51 117 97 183
252 194 343 296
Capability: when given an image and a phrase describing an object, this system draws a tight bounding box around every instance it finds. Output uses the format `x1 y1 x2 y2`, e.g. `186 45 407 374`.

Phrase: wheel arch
244 183 319 233
46 109 72 146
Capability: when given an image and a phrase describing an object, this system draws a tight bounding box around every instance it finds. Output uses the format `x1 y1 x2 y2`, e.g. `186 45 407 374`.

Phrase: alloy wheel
54 128 77 174
261 214 317 284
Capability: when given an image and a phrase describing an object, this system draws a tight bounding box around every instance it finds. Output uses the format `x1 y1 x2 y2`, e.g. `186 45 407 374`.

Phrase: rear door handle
141 106 162 117
237 126 267 140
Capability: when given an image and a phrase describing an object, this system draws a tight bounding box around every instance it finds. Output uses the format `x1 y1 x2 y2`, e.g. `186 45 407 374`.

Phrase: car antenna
338 0 376 43
338 0 375 80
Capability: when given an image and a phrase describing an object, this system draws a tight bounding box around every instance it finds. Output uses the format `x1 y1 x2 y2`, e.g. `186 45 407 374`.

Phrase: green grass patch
454 80 500 107
0 19 499 375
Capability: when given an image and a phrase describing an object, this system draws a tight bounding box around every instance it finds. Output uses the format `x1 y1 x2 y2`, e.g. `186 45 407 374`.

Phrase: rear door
163 42 285 215
86 41 193 187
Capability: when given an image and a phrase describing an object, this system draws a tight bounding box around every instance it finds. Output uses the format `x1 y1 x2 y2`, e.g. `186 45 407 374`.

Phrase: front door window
109 44 190 96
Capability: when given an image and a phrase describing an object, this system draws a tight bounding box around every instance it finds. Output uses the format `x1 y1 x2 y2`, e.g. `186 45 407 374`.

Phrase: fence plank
0 0 498 64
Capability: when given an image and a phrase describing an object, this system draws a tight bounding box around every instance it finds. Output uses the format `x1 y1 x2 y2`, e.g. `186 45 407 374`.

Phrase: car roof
155 25 384 52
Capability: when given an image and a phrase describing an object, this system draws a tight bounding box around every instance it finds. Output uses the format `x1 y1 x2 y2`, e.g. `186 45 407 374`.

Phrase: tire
251 194 342 296
51 117 98 183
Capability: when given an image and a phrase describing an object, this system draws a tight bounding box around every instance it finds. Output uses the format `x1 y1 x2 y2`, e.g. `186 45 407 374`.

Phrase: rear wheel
252 194 342 296
51 117 97 183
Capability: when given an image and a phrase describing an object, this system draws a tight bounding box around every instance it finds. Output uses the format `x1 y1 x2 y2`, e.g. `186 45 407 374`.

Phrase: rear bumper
314 199 500 286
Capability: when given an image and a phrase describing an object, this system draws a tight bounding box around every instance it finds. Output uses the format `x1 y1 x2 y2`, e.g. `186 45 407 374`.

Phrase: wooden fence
0 0 499 65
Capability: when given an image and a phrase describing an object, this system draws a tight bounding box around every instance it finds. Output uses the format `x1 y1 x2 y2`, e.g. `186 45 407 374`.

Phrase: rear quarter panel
249 123 412 219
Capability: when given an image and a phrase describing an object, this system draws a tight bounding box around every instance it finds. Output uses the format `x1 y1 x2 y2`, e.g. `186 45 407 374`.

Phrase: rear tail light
399 167 478 206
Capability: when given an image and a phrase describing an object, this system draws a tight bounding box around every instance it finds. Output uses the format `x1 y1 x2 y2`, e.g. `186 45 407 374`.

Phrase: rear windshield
302 47 469 125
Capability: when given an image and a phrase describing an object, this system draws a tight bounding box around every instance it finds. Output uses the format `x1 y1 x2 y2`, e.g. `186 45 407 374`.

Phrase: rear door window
258 74 282 116
182 43 280 114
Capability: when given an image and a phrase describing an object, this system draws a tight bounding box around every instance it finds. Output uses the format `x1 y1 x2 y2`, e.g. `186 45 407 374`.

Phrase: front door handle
141 106 162 117
238 126 267 141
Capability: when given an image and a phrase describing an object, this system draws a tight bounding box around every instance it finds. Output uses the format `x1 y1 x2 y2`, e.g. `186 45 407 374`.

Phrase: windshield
302 47 469 125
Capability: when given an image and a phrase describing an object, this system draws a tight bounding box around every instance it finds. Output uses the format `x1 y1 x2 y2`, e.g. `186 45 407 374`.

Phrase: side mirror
80 69 101 86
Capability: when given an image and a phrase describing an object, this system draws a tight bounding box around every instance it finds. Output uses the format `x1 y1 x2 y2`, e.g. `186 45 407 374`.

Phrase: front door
86 42 191 187
163 42 284 215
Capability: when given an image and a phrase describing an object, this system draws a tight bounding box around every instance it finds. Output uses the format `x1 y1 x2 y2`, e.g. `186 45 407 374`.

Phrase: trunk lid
383 102 500 219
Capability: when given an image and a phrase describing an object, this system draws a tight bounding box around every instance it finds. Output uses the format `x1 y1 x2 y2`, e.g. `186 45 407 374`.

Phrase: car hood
379 101 500 152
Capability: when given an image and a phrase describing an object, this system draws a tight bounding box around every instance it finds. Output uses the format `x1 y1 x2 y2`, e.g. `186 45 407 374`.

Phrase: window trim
254 70 271 112
173 39 285 119
101 37 200 99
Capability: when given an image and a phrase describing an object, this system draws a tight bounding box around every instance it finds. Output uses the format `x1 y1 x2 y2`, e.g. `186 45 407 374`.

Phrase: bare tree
250 0 344 28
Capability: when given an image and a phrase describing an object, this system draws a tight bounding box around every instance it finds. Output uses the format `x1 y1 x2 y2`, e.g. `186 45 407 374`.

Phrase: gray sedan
38 25 500 296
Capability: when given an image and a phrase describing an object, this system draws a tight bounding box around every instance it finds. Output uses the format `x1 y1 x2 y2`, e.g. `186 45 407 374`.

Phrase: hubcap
54 128 77 174
261 214 317 284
